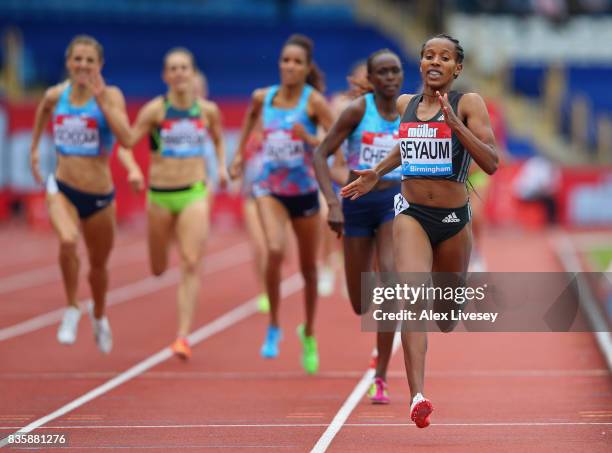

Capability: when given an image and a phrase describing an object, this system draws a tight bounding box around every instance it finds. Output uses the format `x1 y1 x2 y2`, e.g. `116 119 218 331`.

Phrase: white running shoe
57 306 81 344
88 303 113 354
318 266 335 297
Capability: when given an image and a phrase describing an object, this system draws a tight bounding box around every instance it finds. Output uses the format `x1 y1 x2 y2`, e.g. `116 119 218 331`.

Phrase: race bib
358 132 399 177
394 192 409 216
262 129 305 168
398 122 452 176
53 115 100 155
160 118 207 158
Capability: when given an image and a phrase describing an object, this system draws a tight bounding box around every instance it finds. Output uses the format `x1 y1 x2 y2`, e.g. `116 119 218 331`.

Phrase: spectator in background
512 155 560 223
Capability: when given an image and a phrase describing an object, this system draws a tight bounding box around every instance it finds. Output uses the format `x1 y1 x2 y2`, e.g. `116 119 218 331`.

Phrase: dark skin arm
437 91 498 175
340 94 412 200
313 96 367 237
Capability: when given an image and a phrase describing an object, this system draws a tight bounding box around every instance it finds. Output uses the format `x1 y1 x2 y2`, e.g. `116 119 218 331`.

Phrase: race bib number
394 192 409 216
53 115 100 155
398 122 452 176
359 131 399 172
262 129 305 168
160 118 207 158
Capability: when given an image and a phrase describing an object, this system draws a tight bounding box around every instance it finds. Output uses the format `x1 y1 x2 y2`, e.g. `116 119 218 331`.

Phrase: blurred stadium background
0 0 610 326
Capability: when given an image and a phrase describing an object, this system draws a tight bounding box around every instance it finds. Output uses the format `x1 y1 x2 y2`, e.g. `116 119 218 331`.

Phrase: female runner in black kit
341 34 499 428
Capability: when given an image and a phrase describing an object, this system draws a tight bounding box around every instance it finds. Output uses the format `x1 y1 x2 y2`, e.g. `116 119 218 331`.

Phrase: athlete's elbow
313 147 327 166
484 161 498 175
119 132 137 149
483 149 499 175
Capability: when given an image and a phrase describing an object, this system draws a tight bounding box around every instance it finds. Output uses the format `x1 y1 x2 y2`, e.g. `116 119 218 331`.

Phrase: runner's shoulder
396 94 415 116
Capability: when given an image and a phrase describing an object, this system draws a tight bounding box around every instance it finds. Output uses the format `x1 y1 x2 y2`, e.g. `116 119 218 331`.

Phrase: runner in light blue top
255 83 318 197
314 49 404 405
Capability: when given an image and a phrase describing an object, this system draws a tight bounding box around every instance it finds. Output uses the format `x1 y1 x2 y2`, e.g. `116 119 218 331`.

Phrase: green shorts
148 181 208 214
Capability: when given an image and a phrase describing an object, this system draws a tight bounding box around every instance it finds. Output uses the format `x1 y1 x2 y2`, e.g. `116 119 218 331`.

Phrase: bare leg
175 198 209 337
255 196 289 327
373 220 396 381
82 203 116 319
393 214 433 400
147 201 175 277
243 197 267 294
291 212 321 336
47 193 81 308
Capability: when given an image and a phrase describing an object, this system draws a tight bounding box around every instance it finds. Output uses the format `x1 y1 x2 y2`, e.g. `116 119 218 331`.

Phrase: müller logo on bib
399 122 452 176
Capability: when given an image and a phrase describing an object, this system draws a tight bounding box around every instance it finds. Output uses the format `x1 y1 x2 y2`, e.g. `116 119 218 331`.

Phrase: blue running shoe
260 325 282 358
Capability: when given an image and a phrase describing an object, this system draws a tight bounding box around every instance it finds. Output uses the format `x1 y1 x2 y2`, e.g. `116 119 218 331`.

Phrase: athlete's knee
88 250 111 269
180 254 200 274
59 236 78 257
300 263 317 285
88 263 107 276
150 258 167 277
377 255 395 274
267 246 284 265
151 264 166 277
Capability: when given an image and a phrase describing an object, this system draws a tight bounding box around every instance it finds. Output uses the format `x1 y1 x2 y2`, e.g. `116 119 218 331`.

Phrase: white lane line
0 368 607 380
310 334 402 453
0 421 609 430
0 239 149 295
0 273 304 448
0 242 250 342
553 233 612 371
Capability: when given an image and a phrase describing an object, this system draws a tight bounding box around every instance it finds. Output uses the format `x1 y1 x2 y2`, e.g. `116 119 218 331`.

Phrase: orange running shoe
171 337 192 360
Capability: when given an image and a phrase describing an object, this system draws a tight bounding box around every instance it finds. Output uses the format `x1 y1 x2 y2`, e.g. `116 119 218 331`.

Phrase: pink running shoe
410 393 433 428
368 377 390 404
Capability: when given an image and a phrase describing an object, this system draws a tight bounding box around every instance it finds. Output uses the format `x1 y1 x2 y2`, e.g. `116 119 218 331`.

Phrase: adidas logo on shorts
441 212 460 223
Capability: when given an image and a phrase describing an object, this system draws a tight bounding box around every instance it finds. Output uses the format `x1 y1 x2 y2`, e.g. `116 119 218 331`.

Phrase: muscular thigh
393 214 433 273
291 212 321 268
255 196 289 253
432 225 472 273
47 192 80 243
175 198 209 263
147 201 175 263
82 203 116 267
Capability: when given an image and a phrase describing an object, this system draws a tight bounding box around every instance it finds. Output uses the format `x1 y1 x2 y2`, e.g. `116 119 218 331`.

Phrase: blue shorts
342 185 399 237
48 176 114 219
270 191 320 219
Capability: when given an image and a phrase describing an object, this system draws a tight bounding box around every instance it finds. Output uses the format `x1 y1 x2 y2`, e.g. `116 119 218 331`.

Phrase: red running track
0 222 610 452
